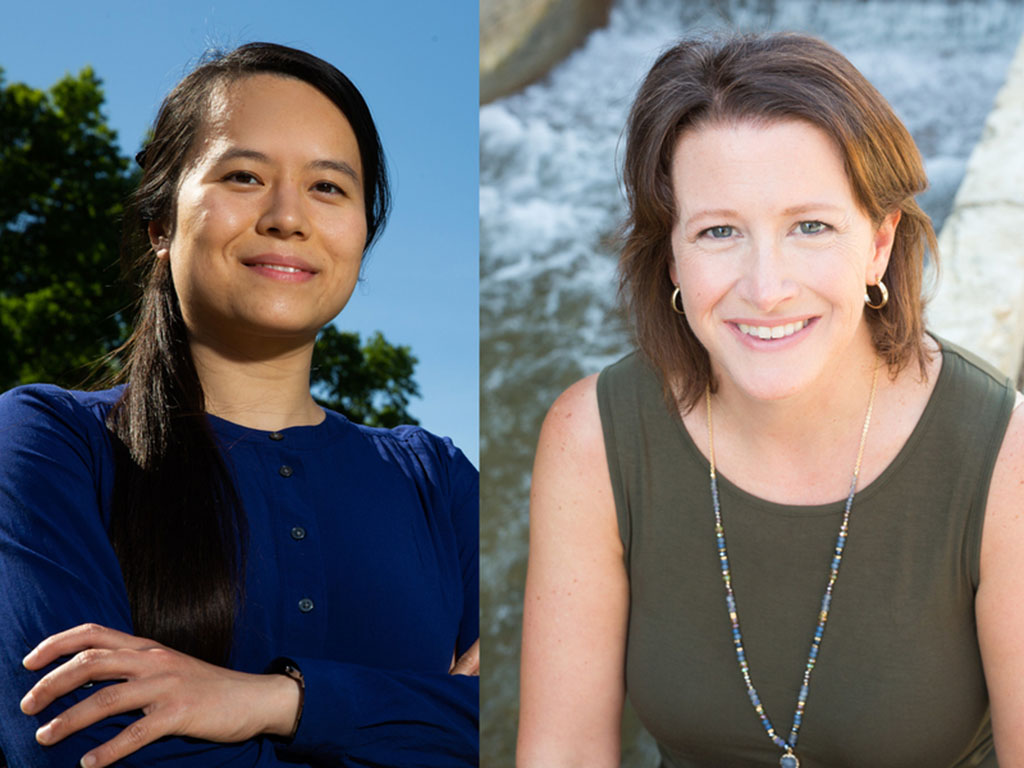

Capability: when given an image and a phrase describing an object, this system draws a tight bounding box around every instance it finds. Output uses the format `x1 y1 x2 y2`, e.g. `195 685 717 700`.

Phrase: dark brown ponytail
107 43 391 664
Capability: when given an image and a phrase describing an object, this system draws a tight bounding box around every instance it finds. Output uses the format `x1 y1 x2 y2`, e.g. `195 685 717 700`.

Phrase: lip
240 253 319 273
240 253 318 283
728 316 818 348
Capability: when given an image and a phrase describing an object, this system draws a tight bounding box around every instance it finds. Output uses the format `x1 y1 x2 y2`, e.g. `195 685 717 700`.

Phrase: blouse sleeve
274 432 480 767
444 436 479 658
276 657 478 766
0 387 312 767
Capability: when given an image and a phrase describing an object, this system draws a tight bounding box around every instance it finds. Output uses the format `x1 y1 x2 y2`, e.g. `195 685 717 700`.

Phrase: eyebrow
685 202 845 225
686 208 740 223
214 147 361 183
780 203 845 216
309 158 361 183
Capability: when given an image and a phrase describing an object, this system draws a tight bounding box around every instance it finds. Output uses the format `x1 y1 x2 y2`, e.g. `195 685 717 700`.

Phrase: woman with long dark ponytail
0 43 478 768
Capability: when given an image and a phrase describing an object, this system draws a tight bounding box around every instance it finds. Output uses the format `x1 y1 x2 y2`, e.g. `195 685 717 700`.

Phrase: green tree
0 65 137 387
311 325 420 427
1 68 420 427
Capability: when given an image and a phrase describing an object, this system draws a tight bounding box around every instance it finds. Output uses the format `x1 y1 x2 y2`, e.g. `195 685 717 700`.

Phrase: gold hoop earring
670 286 685 315
864 279 888 310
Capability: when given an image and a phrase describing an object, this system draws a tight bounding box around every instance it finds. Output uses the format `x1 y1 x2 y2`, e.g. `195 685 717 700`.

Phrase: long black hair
108 43 391 664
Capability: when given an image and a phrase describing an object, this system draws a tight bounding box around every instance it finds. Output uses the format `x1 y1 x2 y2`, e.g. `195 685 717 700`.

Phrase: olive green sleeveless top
596 339 1015 768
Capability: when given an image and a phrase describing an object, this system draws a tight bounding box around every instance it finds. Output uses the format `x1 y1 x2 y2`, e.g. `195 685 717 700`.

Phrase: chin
232 314 323 341
717 364 820 403
261 323 323 341
238 303 332 335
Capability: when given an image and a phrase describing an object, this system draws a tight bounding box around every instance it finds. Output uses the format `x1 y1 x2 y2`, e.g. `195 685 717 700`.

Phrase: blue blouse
0 384 479 767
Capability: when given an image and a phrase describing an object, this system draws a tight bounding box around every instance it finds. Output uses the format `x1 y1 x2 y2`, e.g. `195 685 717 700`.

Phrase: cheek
168 194 237 303
178 191 248 250
833 239 875 290
675 253 728 311
805 246 868 321
321 209 368 261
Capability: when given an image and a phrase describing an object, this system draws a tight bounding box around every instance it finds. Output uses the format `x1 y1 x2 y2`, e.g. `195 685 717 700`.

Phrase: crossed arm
0 386 480 767
18 624 479 768
20 624 300 766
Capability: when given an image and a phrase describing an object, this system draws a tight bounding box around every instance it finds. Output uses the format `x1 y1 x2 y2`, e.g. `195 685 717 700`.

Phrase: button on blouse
0 385 480 767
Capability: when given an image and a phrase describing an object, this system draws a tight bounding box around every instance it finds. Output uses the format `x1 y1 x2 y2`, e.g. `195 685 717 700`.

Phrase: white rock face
929 32 1024 382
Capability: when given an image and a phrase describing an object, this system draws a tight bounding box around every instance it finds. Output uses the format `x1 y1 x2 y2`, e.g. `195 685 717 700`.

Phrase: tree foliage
0 66 136 388
311 325 419 427
0 67 420 427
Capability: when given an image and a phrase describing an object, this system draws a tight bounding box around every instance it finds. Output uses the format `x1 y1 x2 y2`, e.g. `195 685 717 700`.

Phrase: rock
929 31 1024 382
480 0 614 104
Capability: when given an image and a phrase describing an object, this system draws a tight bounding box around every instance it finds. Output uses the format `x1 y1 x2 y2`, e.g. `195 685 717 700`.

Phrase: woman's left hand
19 623 300 768
449 639 479 676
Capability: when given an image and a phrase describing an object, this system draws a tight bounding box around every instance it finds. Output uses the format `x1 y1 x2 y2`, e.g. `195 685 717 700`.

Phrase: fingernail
80 755 96 768
35 723 52 745
22 652 35 668
19 692 35 714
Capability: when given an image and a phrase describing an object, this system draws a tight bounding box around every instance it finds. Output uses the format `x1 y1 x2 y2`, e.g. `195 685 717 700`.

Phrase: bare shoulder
530 372 618 553
539 374 603 444
535 374 605 474
976 378 1024 579
982 391 1024 558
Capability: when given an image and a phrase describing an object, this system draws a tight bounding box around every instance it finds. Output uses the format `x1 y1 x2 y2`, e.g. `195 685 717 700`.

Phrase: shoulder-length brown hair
619 33 937 412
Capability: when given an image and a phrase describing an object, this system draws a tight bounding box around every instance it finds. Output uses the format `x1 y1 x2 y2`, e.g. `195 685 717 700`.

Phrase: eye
312 181 345 196
700 225 734 239
798 220 829 235
223 171 260 185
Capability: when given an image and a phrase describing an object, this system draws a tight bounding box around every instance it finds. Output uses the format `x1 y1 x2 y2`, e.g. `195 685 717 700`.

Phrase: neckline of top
206 408 351 449
670 339 951 517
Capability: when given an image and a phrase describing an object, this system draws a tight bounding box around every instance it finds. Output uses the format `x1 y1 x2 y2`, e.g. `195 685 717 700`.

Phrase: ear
148 221 171 260
867 209 901 283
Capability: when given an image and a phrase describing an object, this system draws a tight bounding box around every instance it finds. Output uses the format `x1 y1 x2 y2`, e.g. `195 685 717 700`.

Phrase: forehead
670 119 854 213
191 73 362 174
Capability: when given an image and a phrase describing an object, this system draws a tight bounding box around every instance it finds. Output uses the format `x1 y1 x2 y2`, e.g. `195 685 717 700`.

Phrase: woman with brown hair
518 33 1023 767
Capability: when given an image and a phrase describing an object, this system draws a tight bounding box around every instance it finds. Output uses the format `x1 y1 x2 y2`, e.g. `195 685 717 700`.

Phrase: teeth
737 319 809 340
256 264 302 273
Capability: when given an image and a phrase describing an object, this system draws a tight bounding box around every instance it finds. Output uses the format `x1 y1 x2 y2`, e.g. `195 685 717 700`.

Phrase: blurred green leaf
311 326 420 427
0 66 136 388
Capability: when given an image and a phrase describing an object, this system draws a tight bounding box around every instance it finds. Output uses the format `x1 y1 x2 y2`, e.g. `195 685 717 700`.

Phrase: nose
738 238 797 312
257 183 309 239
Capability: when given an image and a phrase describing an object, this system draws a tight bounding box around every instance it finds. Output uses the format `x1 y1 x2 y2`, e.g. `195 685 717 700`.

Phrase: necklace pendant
780 751 799 768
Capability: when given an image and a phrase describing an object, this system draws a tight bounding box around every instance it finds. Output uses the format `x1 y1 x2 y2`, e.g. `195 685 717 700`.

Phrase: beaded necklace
704 364 878 768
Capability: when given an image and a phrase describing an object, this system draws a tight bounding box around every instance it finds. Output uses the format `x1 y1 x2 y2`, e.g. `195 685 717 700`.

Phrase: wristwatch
268 658 305 740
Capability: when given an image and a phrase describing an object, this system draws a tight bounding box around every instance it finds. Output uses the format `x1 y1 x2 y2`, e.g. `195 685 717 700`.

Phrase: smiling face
153 73 367 351
668 119 898 402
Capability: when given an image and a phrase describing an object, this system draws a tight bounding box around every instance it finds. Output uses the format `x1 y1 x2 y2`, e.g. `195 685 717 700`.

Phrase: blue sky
0 1 480 464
